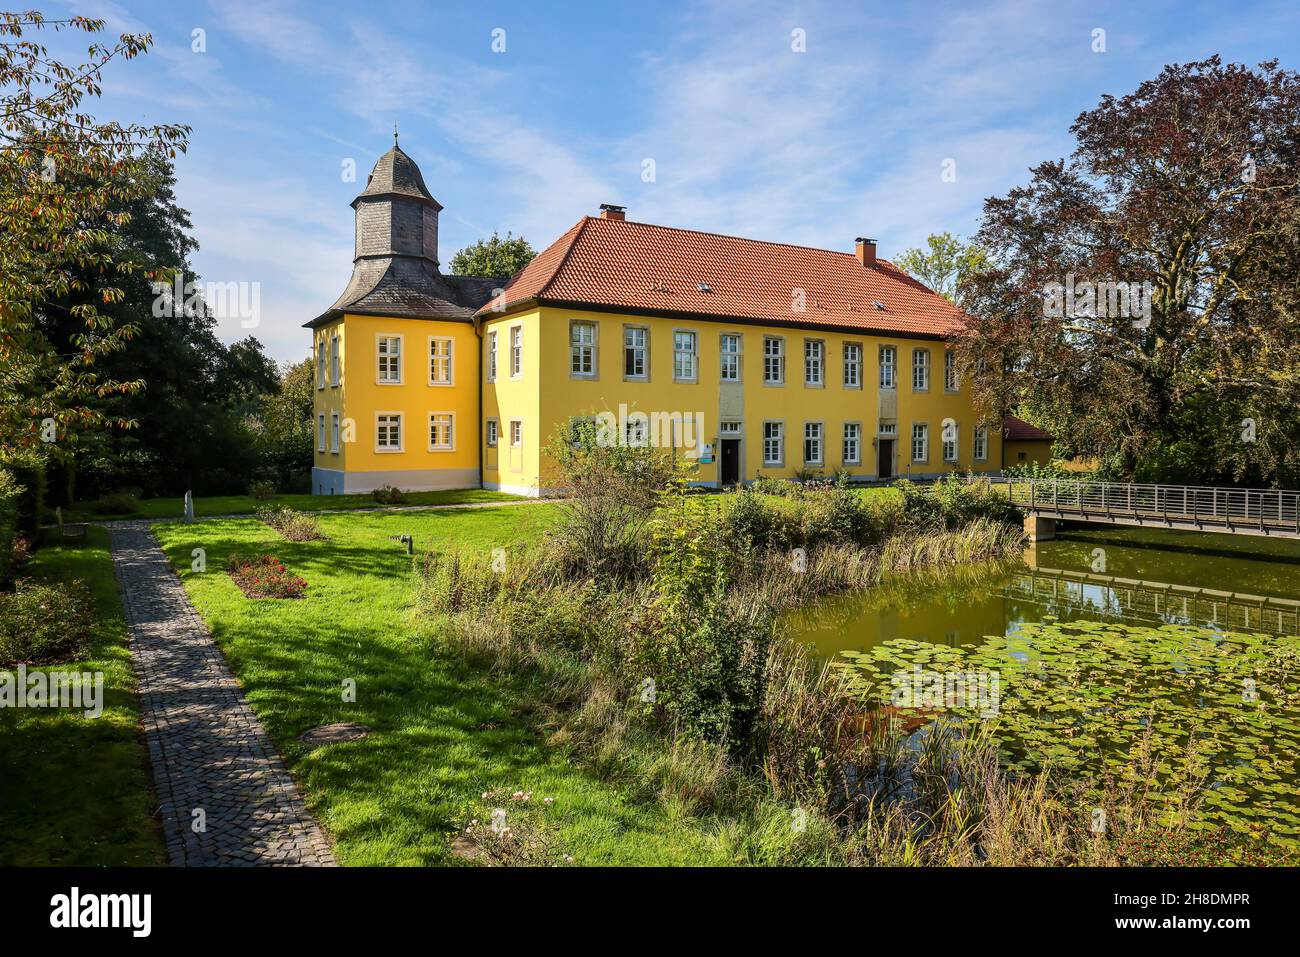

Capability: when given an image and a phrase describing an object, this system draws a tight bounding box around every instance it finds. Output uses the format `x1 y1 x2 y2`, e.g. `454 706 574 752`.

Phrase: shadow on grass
151 506 692 866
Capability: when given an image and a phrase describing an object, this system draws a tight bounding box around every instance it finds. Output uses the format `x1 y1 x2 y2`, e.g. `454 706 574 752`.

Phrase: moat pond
786 525 1300 847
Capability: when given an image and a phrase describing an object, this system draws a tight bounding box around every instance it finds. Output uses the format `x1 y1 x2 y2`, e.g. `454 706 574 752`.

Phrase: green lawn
0 528 163 866
65 487 522 522
152 507 738 865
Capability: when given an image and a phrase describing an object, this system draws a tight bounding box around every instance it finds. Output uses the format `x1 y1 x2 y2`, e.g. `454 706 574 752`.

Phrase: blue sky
52 0 1300 361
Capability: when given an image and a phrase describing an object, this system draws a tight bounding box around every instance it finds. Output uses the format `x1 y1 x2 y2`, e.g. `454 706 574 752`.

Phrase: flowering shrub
254 506 324 542
0 579 94 665
461 787 570 866
227 553 307 599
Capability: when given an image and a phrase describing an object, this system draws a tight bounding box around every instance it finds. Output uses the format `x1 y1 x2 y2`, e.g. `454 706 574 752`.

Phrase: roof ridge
593 215 896 264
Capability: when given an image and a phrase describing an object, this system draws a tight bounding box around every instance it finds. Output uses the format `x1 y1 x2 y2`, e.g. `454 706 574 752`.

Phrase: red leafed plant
227 553 307 599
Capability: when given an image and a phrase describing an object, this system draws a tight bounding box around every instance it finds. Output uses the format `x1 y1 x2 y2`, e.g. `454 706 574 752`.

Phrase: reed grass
416 486 1272 866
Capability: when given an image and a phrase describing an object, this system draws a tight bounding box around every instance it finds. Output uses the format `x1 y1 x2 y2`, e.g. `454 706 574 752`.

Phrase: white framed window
487 330 498 382
943 422 958 463
624 326 647 379
510 326 522 378
316 341 326 389
720 420 742 435
912 348 930 391
843 342 862 389
974 425 988 462
763 421 784 466
330 412 340 453
486 418 499 448
570 321 597 377
879 422 897 437
376 413 403 452
911 423 928 463
803 422 824 465
804 339 824 386
329 335 340 387
377 335 402 384
317 413 326 452
944 349 958 392
428 337 453 385
673 330 698 381
428 412 454 451
720 333 741 382
843 423 861 465
509 419 522 447
879 345 896 389
763 336 785 384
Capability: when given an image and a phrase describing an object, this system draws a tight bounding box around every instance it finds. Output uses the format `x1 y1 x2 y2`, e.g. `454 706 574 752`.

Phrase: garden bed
227 553 307 598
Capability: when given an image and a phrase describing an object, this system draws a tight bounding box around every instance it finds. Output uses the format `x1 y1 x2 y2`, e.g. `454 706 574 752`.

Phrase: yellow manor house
307 144 1034 497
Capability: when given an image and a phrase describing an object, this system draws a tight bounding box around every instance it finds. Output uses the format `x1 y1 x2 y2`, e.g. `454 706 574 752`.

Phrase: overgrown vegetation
419 432 1222 864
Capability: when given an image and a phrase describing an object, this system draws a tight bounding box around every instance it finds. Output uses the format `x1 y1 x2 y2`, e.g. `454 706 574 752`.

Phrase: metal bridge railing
975 477 1300 534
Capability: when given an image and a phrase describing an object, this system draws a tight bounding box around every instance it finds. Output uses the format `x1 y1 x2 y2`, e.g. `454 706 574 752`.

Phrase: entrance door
877 438 894 479
720 439 741 486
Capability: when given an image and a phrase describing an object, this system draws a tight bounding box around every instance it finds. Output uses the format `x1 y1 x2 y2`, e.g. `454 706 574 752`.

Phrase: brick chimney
599 203 626 221
855 237 877 266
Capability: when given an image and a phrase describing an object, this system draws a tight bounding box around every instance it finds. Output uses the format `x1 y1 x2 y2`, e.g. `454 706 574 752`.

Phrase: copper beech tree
0 11 188 455
958 57 1300 486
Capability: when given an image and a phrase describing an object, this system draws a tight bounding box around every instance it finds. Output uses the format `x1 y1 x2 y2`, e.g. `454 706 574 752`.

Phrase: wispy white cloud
57 0 1298 360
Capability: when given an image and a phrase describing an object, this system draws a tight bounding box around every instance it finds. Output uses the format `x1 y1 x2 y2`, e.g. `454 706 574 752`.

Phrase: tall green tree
959 57 1300 486
255 358 315 488
36 154 279 499
0 12 188 456
449 231 535 281
894 233 988 307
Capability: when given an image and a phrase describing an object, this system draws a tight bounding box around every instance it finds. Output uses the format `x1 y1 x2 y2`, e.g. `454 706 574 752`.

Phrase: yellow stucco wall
480 310 543 495
315 306 1006 496
1003 440 1053 468
481 306 1003 495
311 313 480 493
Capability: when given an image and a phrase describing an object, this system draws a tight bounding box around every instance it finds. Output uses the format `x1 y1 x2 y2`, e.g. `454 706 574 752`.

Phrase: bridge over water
983 478 1300 542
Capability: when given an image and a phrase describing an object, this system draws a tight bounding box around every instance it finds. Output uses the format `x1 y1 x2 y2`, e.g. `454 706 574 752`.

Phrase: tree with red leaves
959 57 1300 487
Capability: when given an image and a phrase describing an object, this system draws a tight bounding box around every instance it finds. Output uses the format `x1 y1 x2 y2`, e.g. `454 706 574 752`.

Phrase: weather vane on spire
393 121 399 147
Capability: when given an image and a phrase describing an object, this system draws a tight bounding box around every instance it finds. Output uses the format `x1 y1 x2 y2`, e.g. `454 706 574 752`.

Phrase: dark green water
785 524 1300 845
789 525 1300 657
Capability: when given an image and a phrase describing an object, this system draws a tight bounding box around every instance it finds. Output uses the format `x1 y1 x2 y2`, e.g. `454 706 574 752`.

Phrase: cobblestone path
109 523 336 866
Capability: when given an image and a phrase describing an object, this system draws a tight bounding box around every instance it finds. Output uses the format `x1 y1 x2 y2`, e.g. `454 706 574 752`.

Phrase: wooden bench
55 506 88 542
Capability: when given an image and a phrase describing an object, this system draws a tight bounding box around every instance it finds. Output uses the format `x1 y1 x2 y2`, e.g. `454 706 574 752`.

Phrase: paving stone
109 523 337 867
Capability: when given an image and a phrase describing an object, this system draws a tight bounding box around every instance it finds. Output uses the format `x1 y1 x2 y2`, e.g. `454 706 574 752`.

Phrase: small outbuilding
1002 415 1054 468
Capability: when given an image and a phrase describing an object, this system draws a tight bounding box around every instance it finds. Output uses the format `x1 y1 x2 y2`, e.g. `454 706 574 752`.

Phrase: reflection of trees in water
785 559 1020 637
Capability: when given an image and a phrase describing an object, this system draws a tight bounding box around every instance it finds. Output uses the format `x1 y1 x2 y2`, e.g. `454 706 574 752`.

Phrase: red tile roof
476 216 967 338
1003 415 1054 442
